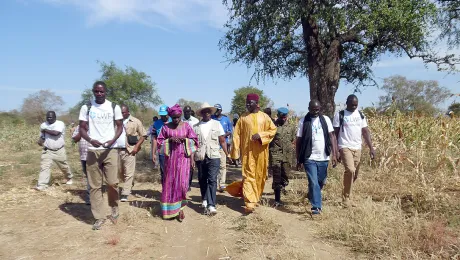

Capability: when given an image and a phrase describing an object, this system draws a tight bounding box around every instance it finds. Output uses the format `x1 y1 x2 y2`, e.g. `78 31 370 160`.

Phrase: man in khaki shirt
119 105 147 202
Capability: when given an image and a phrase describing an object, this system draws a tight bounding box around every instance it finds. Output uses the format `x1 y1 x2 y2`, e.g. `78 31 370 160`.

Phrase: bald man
35 111 73 190
296 100 337 215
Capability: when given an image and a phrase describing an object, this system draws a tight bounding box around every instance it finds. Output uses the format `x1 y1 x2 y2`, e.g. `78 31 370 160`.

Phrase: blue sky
1 0 459 116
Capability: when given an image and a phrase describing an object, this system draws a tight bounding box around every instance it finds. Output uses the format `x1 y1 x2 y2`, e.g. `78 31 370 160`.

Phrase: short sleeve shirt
297 116 333 161
332 110 368 150
78 100 123 150
40 120 66 150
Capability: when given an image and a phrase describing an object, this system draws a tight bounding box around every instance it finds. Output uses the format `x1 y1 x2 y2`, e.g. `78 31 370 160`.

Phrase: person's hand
190 160 195 169
131 145 140 155
331 156 337 168
152 155 157 166
90 139 103 148
225 132 231 137
370 148 375 160
336 151 342 163
251 133 261 142
296 163 303 171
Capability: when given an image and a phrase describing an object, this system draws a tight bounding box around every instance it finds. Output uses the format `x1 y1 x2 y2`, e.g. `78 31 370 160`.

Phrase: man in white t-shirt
78 81 124 230
296 100 337 215
333 94 375 208
35 111 73 190
193 103 228 215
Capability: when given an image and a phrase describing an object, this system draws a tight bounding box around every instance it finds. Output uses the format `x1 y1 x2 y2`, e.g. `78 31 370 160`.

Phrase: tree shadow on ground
59 203 93 225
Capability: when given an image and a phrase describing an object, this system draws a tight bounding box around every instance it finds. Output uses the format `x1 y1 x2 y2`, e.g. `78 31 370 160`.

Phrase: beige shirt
124 115 147 153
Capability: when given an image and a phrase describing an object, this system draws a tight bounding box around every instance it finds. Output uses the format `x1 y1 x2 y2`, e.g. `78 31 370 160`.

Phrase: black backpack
338 110 365 132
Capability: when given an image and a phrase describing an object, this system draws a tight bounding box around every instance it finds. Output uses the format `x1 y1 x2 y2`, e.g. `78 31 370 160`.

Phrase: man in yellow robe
231 93 277 212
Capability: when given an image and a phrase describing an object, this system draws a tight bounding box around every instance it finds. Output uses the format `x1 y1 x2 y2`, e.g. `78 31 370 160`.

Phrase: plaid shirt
72 126 88 161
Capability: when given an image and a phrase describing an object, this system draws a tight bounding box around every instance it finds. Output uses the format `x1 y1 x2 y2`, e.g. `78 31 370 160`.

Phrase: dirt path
0 166 355 260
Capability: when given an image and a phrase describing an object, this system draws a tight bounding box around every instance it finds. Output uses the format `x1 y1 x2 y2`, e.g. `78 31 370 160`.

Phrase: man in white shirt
183 105 200 190
78 81 124 230
296 101 337 215
35 111 73 190
193 103 228 215
333 95 375 208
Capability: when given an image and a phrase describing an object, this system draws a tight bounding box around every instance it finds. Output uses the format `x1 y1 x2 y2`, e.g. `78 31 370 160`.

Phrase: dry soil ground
0 146 359 260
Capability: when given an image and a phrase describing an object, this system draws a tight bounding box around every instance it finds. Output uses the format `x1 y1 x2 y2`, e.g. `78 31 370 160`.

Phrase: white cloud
41 0 228 30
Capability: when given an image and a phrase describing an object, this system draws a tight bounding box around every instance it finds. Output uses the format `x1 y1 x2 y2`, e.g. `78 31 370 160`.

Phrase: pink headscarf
167 104 183 116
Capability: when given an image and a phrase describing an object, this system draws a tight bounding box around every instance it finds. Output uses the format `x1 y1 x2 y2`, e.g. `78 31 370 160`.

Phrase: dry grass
284 115 460 259
231 207 312 260
1 116 459 259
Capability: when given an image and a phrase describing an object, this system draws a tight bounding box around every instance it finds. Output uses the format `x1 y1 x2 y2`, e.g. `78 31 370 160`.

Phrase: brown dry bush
286 115 460 259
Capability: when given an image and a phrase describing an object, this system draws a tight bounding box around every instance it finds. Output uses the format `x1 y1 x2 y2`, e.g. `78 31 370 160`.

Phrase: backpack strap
358 110 365 120
86 100 92 116
339 110 344 132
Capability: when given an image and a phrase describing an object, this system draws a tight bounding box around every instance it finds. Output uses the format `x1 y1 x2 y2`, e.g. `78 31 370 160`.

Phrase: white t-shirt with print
297 116 333 161
196 119 225 140
78 100 123 150
40 120 66 150
332 110 368 150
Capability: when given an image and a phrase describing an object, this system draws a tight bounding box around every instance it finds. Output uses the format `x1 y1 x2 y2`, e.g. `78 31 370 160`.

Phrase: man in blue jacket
212 104 233 192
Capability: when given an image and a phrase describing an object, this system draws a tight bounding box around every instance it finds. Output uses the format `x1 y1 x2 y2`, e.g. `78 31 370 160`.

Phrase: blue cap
214 104 222 110
158 105 168 116
277 107 289 115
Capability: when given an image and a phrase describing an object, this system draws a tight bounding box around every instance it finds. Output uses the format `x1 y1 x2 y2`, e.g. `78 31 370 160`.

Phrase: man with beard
296 100 338 215
231 94 277 213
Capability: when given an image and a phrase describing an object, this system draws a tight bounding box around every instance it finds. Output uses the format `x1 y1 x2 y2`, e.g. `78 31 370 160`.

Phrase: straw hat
196 102 217 115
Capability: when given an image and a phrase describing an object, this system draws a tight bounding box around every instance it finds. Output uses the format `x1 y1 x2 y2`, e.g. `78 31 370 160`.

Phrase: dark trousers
189 167 194 189
197 157 220 207
159 154 165 183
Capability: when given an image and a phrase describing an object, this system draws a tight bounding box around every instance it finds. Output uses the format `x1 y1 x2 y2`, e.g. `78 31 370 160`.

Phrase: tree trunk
301 14 340 118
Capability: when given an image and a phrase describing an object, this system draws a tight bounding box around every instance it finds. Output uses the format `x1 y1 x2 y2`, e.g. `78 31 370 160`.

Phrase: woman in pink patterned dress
157 104 198 221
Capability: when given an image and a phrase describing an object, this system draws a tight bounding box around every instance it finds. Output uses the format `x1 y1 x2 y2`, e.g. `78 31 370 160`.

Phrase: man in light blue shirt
150 105 171 183
211 104 233 191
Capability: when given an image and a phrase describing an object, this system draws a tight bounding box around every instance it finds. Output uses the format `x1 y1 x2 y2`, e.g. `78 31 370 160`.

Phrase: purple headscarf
167 104 183 116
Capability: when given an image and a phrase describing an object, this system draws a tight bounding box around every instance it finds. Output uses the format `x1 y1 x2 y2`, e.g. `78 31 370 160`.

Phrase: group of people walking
35 80 374 230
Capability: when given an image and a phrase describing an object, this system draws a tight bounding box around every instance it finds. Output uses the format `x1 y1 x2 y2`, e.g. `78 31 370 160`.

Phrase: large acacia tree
220 0 458 116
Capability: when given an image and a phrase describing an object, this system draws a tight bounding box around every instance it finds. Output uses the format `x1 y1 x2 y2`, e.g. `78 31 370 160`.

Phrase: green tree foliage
176 98 202 113
448 102 460 115
438 0 460 47
220 0 458 117
74 61 162 113
378 75 451 116
230 86 272 116
20 90 64 124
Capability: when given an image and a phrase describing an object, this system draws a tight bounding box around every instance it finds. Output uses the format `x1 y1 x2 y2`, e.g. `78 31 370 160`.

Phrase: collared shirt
182 115 199 128
40 120 66 150
72 126 88 161
211 115 233 143
120 115 147 153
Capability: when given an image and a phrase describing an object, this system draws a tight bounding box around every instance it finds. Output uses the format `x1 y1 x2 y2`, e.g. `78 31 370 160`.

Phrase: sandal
176 210 185 222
